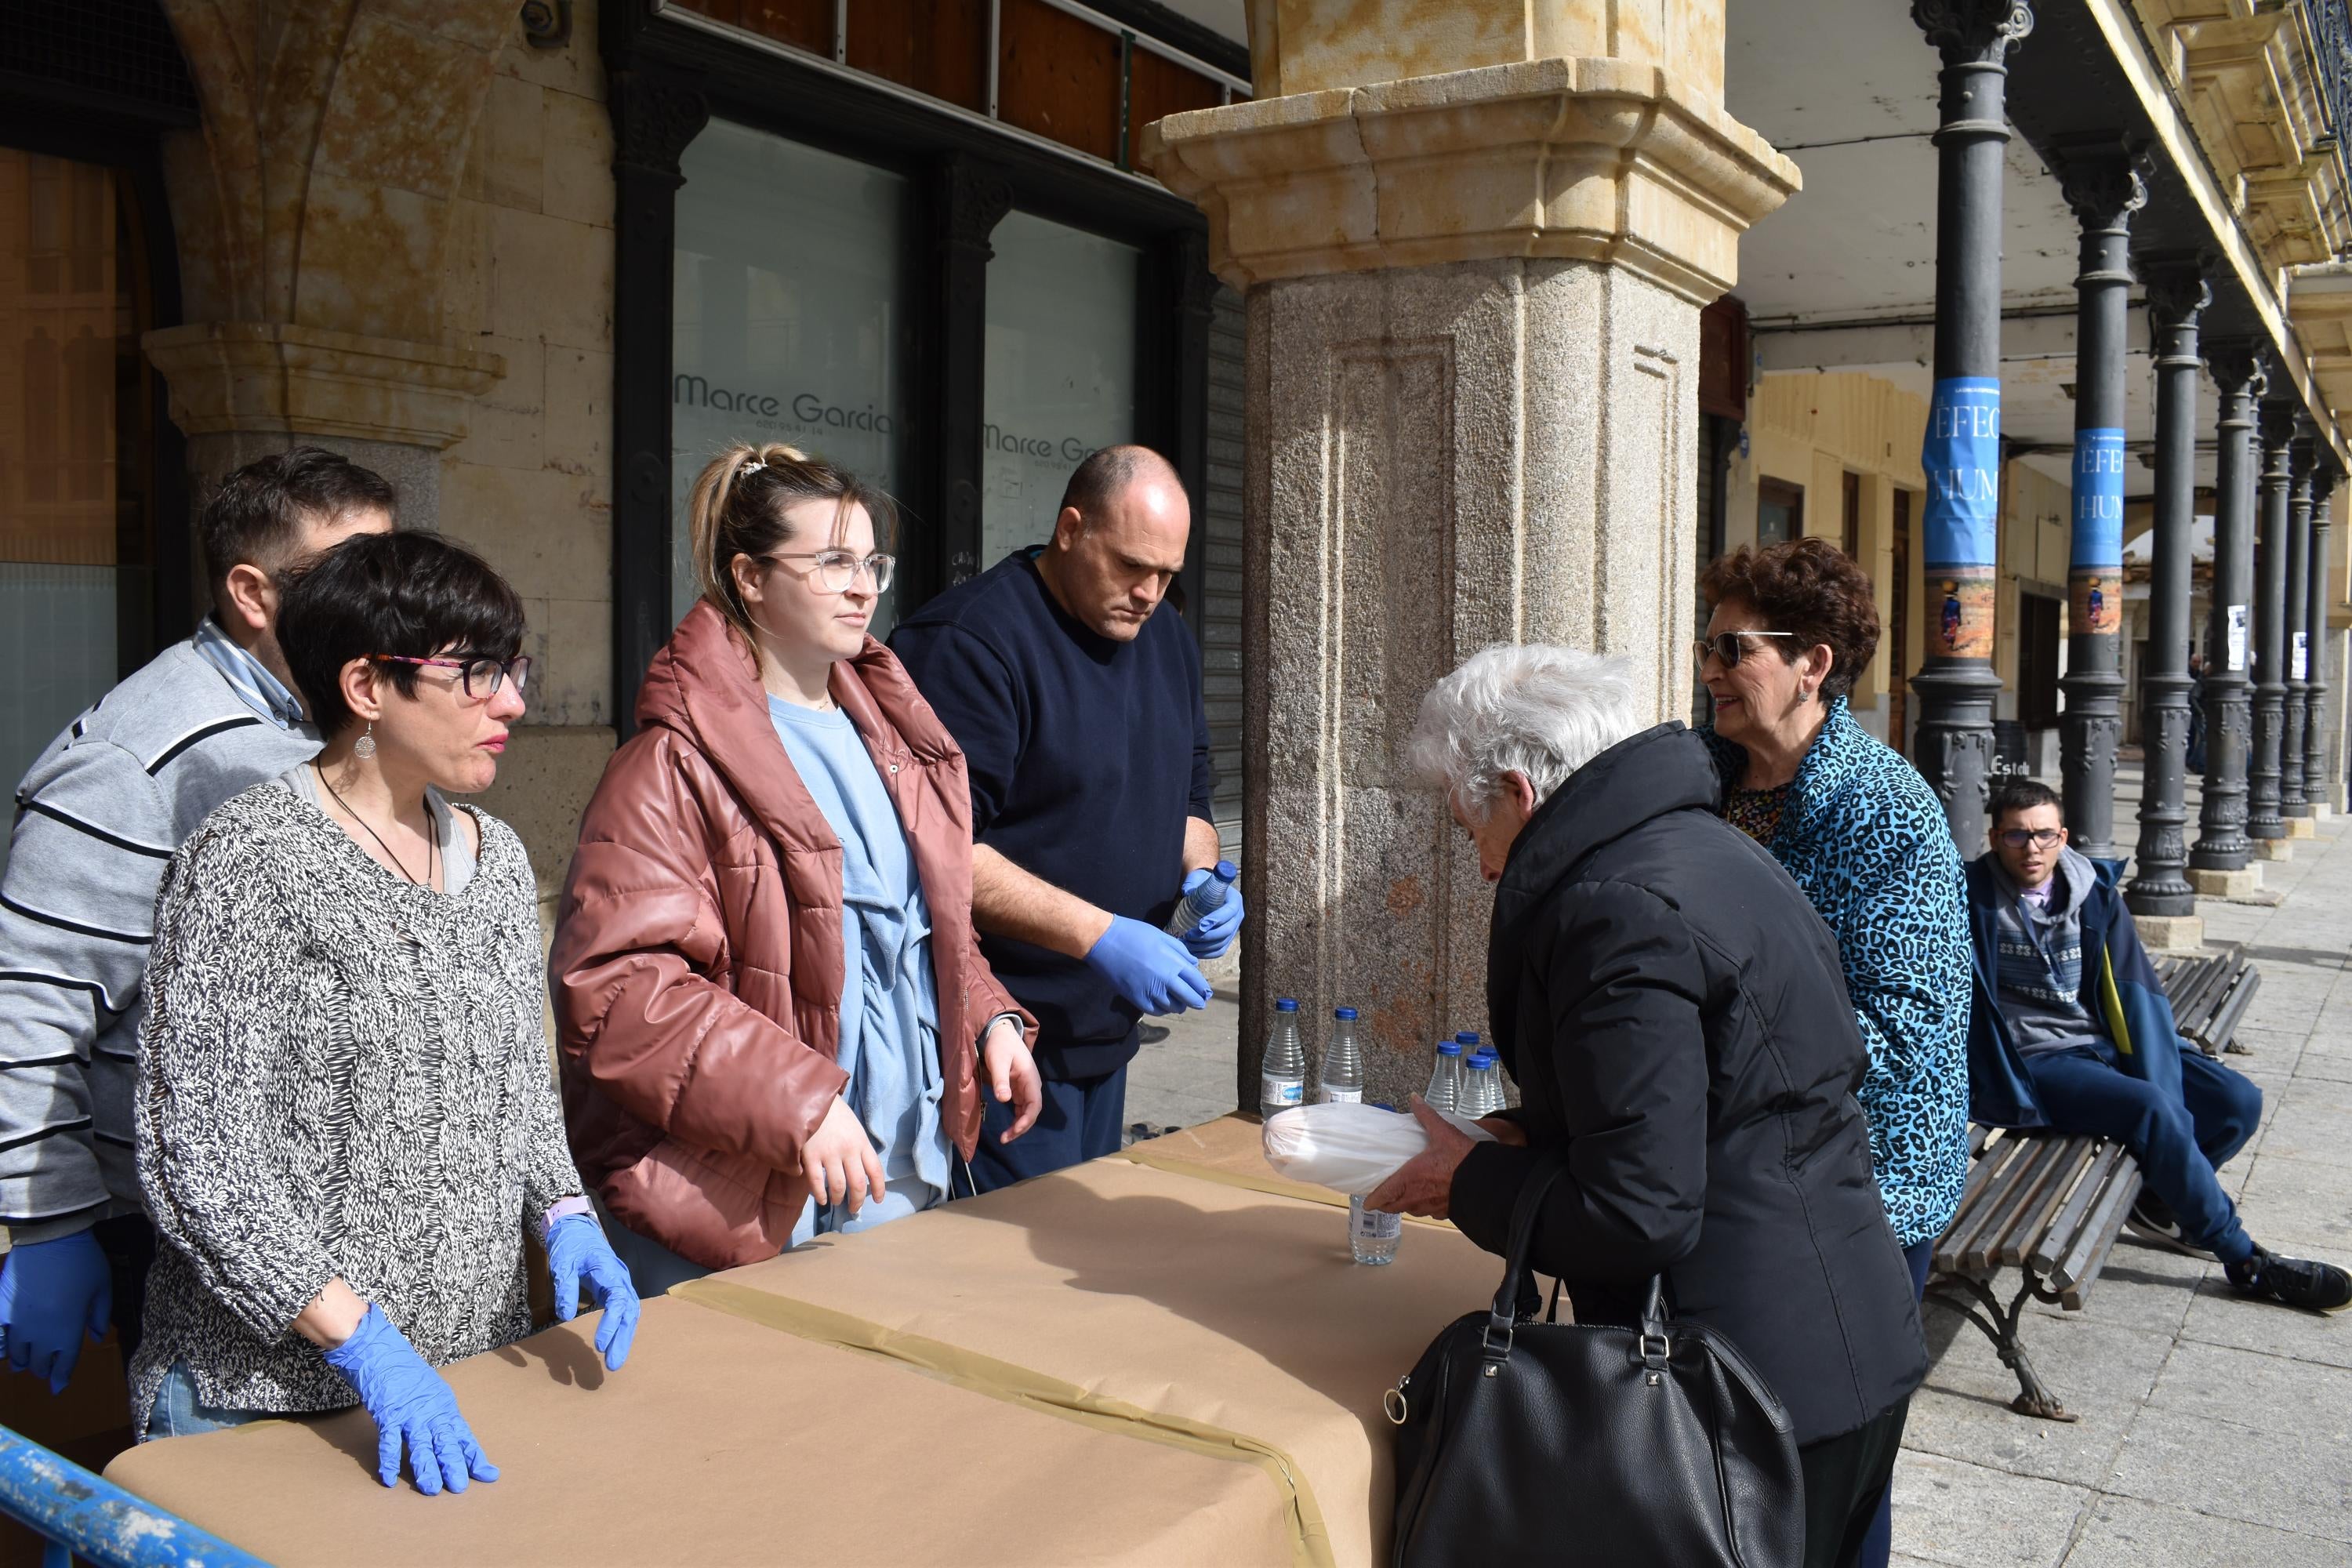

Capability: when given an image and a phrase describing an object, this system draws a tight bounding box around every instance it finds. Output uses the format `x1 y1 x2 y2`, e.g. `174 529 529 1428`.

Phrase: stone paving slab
1889 1450 2089 1566
2060 1494 2352 1567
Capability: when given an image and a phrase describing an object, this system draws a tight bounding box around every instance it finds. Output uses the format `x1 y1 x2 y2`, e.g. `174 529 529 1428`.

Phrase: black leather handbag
1385 1152 1804 1567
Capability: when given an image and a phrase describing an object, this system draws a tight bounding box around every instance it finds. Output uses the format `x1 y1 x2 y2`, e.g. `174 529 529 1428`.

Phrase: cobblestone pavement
1124 765 2352 1563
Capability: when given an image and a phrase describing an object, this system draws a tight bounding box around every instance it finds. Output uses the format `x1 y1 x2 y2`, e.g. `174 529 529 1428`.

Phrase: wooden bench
2154 944 2260 1058
1923 1127 2142 1422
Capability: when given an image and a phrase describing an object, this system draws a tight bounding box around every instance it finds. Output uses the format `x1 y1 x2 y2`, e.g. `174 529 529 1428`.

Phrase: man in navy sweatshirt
894 445 1241 1191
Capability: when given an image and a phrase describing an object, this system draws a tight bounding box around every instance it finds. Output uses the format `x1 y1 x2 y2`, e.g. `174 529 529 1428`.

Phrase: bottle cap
1274 998 1298 1012
1455 1031 1481 1047
1334 1007 1359 1021
1436 1040 1462 1055
1471 1050 1495 1066
1215 860 1239 880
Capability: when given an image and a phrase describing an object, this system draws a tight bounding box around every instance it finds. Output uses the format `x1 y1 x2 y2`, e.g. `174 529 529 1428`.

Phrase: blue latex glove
323 1305 499 1496
1174 869 1246 960
546 1215 640 1371
0 1230 111 1395
1085 916 1213 1016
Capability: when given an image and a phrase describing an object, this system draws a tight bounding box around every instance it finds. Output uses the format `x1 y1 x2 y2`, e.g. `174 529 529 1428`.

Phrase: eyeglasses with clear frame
370 654 532 701
1692 629 1796 671
768 550 895 595
1997 829 2063 850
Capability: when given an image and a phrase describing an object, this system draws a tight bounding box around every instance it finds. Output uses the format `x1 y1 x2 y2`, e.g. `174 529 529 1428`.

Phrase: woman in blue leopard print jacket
1697 540 1972 1294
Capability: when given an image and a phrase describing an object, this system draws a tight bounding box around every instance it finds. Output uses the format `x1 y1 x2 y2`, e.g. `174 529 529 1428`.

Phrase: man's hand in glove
0 1230 111 1395
1173 869 1245 960
1083 916 1212 1016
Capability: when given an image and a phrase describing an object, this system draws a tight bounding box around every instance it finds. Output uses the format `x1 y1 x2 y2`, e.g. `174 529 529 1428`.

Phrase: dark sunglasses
1692 630 1796 670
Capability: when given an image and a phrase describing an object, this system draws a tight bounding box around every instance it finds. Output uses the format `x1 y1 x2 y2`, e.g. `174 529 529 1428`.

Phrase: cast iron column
2283 423 2314 815
2249 394 2294 840
2192 342 2262 872
2307 466 2338 810
1911 0 2034 850
2054 143 2144 862
2125 258 2205 916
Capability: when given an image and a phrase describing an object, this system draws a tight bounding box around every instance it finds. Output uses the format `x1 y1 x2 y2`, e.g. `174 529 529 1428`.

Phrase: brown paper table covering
103 1295 1293 1567
676 1151 1503 1568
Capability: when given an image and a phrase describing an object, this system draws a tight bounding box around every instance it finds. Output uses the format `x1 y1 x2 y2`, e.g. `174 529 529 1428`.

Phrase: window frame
606 5 1215 734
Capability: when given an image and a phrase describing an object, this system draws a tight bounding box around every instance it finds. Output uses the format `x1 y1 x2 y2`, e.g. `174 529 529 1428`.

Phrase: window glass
981 210 1138 568
1 150 125 835
673 122 910 631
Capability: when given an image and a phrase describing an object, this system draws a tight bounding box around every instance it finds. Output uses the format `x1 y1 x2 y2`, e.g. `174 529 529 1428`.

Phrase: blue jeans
2021 1038 2261 1265
956 1061 1130 1196
141 1361 265 1443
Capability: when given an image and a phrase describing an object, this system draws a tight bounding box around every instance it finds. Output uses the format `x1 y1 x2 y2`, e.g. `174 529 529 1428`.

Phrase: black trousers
1798 1395 1911 1568
91 1212 156 1363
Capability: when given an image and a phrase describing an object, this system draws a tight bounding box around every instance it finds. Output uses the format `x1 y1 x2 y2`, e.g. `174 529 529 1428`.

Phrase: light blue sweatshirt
767 696 949 1242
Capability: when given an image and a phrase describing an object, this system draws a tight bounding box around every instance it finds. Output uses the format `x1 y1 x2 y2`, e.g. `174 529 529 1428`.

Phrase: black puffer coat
1448 723 1926 1446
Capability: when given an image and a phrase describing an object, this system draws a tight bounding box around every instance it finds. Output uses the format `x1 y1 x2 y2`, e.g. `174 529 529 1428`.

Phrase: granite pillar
1145 7 1797 1110
2282 426 2314 823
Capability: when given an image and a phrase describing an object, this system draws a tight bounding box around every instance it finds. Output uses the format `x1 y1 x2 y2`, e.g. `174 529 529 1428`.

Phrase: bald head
1040 444 1190 641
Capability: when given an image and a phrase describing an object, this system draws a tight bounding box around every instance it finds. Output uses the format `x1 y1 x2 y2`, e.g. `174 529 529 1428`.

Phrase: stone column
1911 1 2035 851
2190 342 2262 892
2123 257 2205 943
2307 466 2338 816
145 2 516 526
1145 5 1798 1109
2054 142 2144 864
2282 426 2314 827
2249 396 2294 848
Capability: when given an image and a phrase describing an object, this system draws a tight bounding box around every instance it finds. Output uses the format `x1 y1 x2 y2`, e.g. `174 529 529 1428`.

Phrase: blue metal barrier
0 1425 267 1568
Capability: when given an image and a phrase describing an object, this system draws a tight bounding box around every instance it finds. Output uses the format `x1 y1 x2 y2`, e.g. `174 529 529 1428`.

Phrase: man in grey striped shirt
0 447 394 1395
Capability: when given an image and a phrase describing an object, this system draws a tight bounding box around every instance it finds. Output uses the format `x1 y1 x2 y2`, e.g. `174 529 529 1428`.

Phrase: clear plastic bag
1261 1102 1496 1196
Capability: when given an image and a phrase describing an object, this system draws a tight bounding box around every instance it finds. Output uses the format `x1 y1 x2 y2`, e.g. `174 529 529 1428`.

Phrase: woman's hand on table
800 1095 887 1216
982 1018 1043 1142
1366 1097 1478 1220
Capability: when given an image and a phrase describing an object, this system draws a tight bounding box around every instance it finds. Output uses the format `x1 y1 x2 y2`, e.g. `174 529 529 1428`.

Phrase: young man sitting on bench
1965 778 2347 1313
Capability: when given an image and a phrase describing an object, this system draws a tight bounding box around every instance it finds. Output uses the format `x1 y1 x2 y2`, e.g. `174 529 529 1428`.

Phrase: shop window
980 210 1139 567
0 149 147 809
672 120 913 630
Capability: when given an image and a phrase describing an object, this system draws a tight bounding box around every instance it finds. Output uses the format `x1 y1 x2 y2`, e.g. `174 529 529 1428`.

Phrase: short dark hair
198 446 397 602
1988 776 2063 828
1700 536 1882 701
277 532 525 739
1059 444 1179 525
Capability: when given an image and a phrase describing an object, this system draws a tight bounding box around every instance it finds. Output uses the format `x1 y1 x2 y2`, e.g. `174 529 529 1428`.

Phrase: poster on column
1922 377 2002 659
2227 604 2248 672
2294 630 2308 680
2070 427 2126 637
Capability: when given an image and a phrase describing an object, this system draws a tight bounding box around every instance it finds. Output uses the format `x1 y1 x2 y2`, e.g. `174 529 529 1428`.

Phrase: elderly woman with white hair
1368 644 1926 1568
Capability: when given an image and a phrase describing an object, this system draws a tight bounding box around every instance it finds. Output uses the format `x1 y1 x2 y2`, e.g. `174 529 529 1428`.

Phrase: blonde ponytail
683 442 898 647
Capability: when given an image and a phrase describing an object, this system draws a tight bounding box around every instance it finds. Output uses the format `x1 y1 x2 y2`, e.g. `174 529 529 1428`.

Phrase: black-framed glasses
1998 829 2063 850
768 549 895 595
1692 630 1795 670
371 654 532 700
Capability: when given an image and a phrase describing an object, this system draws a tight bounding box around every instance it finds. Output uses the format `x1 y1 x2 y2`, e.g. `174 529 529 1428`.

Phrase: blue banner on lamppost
1922 376 2001 658
2071 426 2126 636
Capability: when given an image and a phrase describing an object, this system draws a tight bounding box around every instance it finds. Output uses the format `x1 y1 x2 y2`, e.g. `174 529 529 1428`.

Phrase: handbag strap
1482 1147 1674 1367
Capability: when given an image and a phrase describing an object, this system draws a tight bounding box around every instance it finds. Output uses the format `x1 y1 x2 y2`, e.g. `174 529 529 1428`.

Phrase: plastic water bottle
1462 1051 1501 1117
1454 1030 1481 1057
1318 1007 1365 1104
1422 1039 1464 1114
1350 1102 1404 1265
1350 1192 1403 1265
1167 860 1238 936
1260 998 1306 1116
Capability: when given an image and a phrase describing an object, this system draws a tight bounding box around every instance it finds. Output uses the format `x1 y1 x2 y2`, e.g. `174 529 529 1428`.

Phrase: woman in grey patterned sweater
133 532 641 1496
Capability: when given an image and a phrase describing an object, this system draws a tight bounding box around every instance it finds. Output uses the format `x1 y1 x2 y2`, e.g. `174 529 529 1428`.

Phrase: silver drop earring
353 720 376 760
